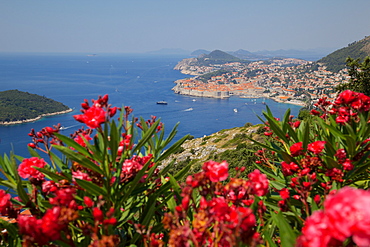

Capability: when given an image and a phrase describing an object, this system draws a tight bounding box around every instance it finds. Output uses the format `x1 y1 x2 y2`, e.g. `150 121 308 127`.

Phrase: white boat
233 108 238 113
184 108 193 112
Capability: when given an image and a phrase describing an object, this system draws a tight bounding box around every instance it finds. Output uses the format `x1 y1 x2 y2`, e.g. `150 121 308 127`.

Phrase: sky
1 0 370 54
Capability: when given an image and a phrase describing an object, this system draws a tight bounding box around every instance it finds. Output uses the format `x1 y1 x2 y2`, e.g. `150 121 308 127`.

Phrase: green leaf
0 218 18 235
132 119 160 155
263 113 289 143
282 108 291 133
301 121 310 151
53 145 104 175
281 151 297 164
270 180 286 190
324 156 340 169
344 135 356 156
272 211 297 247
16 180 30 205
34 167 67 182
55 133 92 158
156 134 189 163
74 179 108 197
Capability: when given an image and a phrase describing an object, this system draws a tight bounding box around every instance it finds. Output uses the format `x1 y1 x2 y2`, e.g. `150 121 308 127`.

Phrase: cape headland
0 90 72 125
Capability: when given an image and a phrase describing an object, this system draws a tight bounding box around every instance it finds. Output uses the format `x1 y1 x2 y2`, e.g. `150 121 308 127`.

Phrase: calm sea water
0 53 302 158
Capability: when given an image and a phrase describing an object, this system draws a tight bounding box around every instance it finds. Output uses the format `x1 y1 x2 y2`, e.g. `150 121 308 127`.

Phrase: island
0 90 72 125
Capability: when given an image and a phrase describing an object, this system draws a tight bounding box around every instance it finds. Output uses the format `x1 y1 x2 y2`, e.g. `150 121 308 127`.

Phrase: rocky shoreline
0 108 73 126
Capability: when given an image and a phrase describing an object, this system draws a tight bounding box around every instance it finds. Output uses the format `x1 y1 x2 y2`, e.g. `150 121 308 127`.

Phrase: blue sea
0 53 302 158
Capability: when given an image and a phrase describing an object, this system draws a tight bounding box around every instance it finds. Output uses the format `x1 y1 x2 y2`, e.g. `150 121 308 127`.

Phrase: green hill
196 50 246 66
0 90 70 123
318 35 370 72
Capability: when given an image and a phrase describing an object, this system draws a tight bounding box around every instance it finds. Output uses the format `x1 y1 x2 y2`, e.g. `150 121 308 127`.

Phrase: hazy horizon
1 1 369 54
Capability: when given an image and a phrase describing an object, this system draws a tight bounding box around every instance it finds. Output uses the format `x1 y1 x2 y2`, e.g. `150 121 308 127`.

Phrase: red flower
281 161 299 176
279 188 290 200
297 187 370 247
335 90 357 105
307 141 326 155
248 169 269 196
93 207 104 222
18 157 47 179
296 211 340 247
42 180 58 193
74 132 92 147
202 160 229 182
293 121 301 128
0 190 12 215
310 109 321 116
342 159 354 171
290 142 303 157
84 196 94 208
74 106 107 129
49 188 76 208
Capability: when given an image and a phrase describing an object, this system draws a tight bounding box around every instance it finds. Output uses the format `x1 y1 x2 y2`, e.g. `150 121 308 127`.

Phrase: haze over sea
0 53 302 158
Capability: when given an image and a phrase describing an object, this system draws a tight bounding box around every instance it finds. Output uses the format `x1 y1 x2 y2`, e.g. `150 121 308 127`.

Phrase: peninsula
172 36 370 105
0 90 72 125
173 50 348 105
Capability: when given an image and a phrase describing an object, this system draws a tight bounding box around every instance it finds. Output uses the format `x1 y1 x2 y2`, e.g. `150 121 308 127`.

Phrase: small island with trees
0 90 72 125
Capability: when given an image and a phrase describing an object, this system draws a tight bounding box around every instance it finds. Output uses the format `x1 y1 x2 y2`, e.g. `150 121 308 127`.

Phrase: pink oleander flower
290 142 303 157
335 90 357 105
307 141 326 155
248 169 269 196
42 180 58 193
74 106 107 129
0 190 12 215
281 161 299 176
279 188 290 200
202 160 229 182
73 132 92 147
18 157 47 179
297 187 370 247
49 188 76 208
72 170 92 182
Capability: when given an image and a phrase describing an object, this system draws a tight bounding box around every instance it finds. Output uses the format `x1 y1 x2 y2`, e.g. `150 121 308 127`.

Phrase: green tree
336 56 370 96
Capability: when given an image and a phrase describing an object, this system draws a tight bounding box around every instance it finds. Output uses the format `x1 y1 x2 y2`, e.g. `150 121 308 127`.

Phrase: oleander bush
0 91 370 247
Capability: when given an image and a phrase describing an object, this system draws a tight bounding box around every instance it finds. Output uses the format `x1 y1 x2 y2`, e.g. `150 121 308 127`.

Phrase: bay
0 53 302 158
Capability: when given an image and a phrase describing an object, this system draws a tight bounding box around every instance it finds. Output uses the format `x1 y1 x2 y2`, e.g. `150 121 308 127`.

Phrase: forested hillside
318 35 370 72
0 90 70 123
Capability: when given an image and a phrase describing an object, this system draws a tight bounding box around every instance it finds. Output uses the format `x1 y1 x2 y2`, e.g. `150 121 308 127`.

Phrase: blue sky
1 0 370 54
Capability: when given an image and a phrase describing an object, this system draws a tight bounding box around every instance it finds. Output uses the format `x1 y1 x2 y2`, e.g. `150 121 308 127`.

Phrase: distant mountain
228 49 267 60
317 36 370 72
146 48 191 55
254 48 335 61
191 49 211 56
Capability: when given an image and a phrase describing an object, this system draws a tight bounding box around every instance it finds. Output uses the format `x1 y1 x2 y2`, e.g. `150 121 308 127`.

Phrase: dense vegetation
195 49 246 66
318 35 370 72
0 90 70 122
336 56 370 95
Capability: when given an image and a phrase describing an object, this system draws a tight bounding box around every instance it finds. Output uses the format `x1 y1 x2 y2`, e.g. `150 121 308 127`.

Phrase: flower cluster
73 94 119 129
297 187 370 247
164 161 267 246
312 89 370 124
18 157 47 180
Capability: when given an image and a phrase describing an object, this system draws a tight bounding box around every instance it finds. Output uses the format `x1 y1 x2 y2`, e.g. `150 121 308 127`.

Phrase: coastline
0 108 73 126
173 81 305 107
